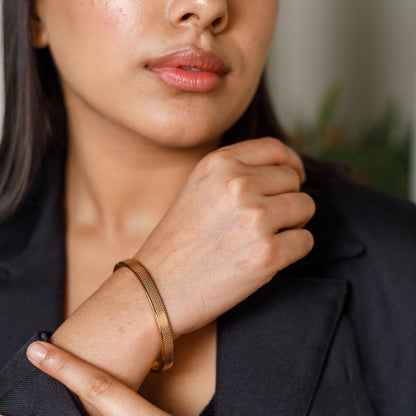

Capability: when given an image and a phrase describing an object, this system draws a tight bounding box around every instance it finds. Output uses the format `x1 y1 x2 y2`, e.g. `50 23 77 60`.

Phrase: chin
145 131 221 151
135 119 229 150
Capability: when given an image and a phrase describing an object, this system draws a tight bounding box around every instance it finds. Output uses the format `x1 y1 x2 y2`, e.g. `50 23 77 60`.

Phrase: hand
26 342 172 416
135 137 315 335
51 137 315 392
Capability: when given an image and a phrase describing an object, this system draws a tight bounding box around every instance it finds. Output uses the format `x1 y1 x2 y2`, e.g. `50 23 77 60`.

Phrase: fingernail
27 343 48 364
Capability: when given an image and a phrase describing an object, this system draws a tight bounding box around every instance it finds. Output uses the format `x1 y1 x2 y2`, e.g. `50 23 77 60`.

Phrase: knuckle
263 136 280 148
195 150 228 176
226 174 253 199
45 352 71 377
244 205 268 229
84 374 113 400
267 137 289 161
207 148 231 166
259 136 273 144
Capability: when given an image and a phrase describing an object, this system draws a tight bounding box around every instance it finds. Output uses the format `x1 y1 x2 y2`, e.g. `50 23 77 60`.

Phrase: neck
65 102 219 245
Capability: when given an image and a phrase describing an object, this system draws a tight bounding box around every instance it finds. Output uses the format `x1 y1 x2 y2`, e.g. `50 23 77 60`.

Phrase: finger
26 342 171 416
222 138 306 183
238 192 314 241
245 192 315 234
272 228 315 271
270 192 316 231
248 164 302 196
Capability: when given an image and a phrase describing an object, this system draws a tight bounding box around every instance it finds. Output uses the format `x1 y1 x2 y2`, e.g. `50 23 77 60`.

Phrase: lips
146 47 230 92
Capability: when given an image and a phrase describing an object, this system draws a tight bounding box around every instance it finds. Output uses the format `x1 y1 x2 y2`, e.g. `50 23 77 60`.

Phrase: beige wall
267 0 416 132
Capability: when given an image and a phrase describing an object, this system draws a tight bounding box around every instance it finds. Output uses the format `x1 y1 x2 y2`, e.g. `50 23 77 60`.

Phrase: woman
0 1 415 415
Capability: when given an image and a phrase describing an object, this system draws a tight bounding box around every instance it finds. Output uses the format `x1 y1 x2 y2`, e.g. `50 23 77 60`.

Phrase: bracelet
114 258 174 372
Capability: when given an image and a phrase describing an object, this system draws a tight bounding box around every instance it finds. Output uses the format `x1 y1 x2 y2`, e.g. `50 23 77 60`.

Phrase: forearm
51 267 161 391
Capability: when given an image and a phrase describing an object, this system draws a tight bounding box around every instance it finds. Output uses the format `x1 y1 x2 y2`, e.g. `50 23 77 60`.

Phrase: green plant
292 85 411 198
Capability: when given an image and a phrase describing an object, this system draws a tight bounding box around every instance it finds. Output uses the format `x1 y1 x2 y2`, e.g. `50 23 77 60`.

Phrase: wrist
115 259 174 373
51 267 162 390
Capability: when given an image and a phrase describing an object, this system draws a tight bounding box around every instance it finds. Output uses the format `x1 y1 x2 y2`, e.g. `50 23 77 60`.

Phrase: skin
24 0 316 415
33 0 278 148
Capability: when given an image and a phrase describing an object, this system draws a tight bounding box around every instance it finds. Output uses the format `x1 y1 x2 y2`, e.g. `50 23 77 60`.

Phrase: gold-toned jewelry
114 258 174 372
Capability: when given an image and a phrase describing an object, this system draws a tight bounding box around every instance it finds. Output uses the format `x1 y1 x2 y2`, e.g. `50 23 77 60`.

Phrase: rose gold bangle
114 258 174 372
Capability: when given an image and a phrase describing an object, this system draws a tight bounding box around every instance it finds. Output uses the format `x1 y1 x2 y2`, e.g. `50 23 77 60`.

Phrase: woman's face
34 0 279 148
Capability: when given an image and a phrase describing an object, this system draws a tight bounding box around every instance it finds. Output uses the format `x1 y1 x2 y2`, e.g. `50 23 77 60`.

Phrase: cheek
45 0 133 44
218 2 278 126
246 6 278 59
43 0 143 55
43 0 144 94
90 0 143 34
232 3 278 91
230 1 278 70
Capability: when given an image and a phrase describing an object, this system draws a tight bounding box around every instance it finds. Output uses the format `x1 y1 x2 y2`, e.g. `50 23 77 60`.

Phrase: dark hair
0 2 331 223
0 1 67 223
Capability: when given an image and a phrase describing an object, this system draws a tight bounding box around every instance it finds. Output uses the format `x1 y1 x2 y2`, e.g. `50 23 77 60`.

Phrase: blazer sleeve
0 332 89 416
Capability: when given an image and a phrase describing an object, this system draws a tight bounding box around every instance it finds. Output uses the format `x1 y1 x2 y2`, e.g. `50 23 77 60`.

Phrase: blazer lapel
215 276 348 416
214 182 365 415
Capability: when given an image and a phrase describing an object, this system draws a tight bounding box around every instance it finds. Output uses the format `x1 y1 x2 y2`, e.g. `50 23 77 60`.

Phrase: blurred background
267 0 416 200
0 1 415 199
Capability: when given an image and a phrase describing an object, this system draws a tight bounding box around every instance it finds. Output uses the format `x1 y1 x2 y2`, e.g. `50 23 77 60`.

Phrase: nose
167 0 229 34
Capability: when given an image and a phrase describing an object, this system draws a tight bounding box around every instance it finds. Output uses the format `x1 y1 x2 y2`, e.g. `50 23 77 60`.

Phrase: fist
135 138 315 336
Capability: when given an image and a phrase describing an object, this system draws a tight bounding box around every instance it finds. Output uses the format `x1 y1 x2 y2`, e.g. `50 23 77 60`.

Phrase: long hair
0 1 66 223
0 2 330 223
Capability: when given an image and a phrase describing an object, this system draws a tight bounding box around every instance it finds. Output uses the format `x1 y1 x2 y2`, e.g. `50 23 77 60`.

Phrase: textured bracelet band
114 258 174 372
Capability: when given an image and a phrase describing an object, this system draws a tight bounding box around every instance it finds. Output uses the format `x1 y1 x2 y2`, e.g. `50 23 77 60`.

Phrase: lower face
36 0 279 149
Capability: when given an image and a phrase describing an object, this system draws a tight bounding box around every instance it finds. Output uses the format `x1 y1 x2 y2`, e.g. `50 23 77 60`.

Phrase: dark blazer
0 157 415 416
